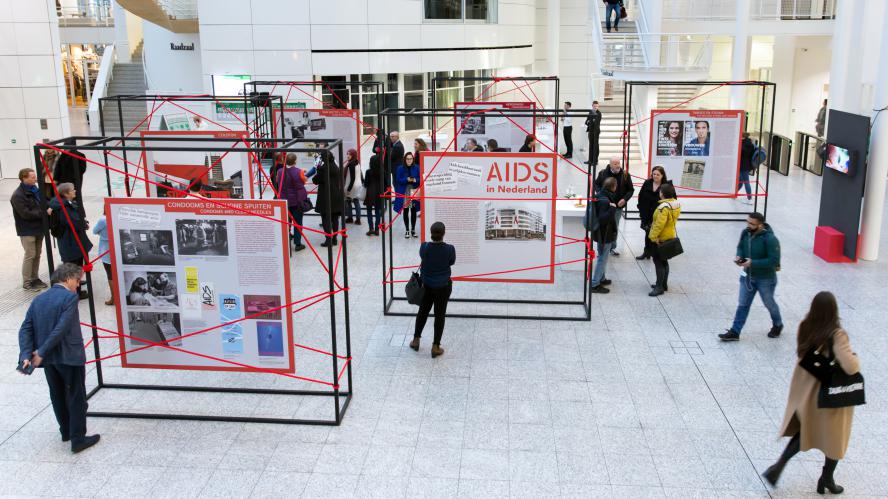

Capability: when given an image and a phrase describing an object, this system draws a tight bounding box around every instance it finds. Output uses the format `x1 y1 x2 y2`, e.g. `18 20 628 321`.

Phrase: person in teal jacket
720 212 783 341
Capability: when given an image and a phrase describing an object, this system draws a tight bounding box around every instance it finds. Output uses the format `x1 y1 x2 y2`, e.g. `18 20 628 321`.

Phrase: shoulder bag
815 337 866 408
405 243 427 305
656 203 683 260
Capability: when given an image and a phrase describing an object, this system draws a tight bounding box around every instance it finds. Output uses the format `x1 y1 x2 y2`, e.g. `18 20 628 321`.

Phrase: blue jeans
606 3 620 30
612 207 623 251
591 240 613 286
366 199 383 231
288 206 305 246
731 276 783 334
738 169 752 199
346 198 362 221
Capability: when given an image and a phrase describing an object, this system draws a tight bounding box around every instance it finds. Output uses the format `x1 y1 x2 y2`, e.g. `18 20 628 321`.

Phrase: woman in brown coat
763 291 859 494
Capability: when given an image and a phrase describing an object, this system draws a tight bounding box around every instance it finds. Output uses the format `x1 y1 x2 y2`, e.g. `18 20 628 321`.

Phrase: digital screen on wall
824 144 854 175
212 74 252 96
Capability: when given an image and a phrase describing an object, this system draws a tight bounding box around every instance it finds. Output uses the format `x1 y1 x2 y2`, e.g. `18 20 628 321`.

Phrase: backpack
751 146 767 168
48 208 65 238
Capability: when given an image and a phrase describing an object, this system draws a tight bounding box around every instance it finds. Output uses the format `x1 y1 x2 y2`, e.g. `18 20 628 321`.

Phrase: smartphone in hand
735 258 748 265
16 360 34 375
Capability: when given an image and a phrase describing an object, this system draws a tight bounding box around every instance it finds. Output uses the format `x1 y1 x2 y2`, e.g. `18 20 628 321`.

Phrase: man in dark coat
11 168 49 291
18 262 100 453
585 100 602 166
593 157 635 256
314 151 345 247
47 183 93 299
590 177 619 293
738 133 756 202
388 131 405 186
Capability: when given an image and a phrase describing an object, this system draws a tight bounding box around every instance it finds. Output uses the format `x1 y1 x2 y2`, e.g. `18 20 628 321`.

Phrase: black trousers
652 251 669 289
402 205 417 231
588 131 600 164
563 126 573 157
44 364 88 443
642 226 656 257
414 282 452 344
321 213 341 243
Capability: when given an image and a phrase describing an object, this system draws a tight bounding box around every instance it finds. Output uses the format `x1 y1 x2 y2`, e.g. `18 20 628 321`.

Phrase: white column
859 6 888 261
112 0 131 63
547 0 560 77
828 0 865 113
770 36 796 136
729 0 751 109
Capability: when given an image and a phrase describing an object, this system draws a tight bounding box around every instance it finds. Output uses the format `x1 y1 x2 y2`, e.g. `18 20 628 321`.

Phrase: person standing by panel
410 222 455 358
519 135 536 153
589 177 618 294
394 152 421 238
11 168 49 291
279 153 310 252
762 291 858 495
47 183 92 300
313 151 344 248
816 99 827 137
17 263 101 454
738 133 756 204
562 101 574 158
388 131 405 186
343 148 362 225
585 101 602 166
647 183 680 296
364 147 384 236
594 157 634 256
636 165 672 261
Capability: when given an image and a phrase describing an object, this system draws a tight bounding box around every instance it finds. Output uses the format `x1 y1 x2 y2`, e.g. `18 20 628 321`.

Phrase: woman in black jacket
343 148 362 225
519 134 536 152
313 151 344 247
636 165 673 260
363 148 384 236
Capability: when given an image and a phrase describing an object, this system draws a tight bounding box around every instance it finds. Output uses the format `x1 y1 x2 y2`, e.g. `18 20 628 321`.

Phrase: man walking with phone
18 263 100 453
719 212 783 341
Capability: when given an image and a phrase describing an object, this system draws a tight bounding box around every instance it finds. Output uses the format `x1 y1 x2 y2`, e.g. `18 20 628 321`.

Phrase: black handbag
405 271 425 305
819 369 865 408
799 342 834 382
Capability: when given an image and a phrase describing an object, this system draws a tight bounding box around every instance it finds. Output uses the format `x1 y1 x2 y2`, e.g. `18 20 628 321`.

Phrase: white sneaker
405 231 411 239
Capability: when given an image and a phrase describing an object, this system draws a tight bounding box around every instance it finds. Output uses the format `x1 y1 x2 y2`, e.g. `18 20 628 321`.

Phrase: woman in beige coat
763 291 860 494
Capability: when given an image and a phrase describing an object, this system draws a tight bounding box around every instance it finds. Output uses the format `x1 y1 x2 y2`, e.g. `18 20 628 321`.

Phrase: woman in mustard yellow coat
763 291 860 494
647 183 680 296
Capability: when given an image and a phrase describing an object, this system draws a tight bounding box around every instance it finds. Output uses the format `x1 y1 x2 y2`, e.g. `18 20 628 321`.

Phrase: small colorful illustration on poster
257 321 284 357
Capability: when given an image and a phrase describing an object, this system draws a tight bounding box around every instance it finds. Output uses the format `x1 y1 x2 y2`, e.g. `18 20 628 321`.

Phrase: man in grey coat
18 263 100 453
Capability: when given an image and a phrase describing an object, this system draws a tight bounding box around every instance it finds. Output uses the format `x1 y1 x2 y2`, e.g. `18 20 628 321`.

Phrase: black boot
763 433 800 487
817 458 844 494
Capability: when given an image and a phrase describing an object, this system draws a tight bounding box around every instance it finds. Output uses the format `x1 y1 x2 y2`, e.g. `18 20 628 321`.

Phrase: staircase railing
157 0 198 19
88 45 116 133
662 0 837 20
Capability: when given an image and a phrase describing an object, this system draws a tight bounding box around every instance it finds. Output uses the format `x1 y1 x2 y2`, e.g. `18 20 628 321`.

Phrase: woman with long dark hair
659 121 683 156
763 291 859 494
343 148 362 225
636 165 672 260
519 134 536 152
394 152 420 238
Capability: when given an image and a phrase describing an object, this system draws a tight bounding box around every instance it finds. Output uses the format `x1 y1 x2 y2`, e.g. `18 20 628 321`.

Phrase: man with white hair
593 157 635 256
388 131 405 186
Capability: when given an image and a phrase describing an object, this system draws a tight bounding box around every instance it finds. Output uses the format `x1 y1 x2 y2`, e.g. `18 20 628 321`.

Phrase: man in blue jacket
720 212 783 341
10 168 48 291
18 263 100 453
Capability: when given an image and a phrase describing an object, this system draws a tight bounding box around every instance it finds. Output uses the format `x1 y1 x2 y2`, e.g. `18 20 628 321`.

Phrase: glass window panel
405 91 425 131
387 73 399 91
466 0 488 20
425 0 462 19
404 73 423 91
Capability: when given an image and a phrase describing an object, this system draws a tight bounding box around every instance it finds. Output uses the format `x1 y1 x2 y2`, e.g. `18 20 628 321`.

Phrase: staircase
657 85 703 111
597 103 643 170
104 53 149 135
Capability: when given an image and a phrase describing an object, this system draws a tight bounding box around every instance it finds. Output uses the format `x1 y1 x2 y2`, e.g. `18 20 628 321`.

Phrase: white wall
789 36 830 136
196 0 536 95
0 0 70 178
142 21 202 92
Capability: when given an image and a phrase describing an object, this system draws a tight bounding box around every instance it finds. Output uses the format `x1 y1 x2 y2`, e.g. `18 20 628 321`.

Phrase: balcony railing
57 1 114 27
157 0 198 19
661 0 837 21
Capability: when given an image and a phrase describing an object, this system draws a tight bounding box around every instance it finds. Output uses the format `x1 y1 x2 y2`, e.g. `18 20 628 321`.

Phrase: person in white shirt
562 101 574 159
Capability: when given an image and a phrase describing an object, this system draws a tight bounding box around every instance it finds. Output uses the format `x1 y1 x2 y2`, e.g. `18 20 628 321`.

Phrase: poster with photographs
420 151 557 283
648 110 745 197
454 102 536 154
270 107 361 168
106 198 295 373
140 130 252 200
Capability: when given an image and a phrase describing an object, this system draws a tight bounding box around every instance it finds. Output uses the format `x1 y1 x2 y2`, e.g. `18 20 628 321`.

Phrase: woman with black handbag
410 222 455 358
646 183 680 296
763 291 861 494
636 165 672 260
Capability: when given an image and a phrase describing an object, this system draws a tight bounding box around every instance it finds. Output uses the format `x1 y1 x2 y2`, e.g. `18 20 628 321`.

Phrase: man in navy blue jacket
18 263 100 453
10 168 48 291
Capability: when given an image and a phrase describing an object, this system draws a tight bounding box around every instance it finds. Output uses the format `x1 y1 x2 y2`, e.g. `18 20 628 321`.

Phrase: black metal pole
34 146 55 275
117 97 132 197
753 83 766 214
326 143 341 423
99 99 112 196
84 269 103 386
763 83 776 221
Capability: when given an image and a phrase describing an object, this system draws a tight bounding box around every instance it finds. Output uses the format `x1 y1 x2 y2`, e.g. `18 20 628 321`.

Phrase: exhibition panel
454 102 536 153
33 135 353 425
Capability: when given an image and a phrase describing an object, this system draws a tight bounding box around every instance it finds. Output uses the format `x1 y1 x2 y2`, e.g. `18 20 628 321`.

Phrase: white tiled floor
1 156 888 498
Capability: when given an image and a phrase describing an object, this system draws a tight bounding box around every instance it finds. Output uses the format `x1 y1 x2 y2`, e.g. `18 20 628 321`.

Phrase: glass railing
157 0 198 19
57 1 114 27
660 0 836 21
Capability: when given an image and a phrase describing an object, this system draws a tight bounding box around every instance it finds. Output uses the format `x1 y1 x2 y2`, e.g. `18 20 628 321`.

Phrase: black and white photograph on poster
175 219 229 256
283 111 311 139
309 118 326 131
127 311 183 347
656 120 684 156
458 112 486 134
123 271 179 307
648 110 744 197
119 229 175 265
683 120 711 156
681 159 706 189
484 201 547 241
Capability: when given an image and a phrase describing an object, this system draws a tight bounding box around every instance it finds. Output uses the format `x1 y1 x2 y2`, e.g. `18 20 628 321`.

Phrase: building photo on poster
420 151 557 283
454 102 535 153
648 110 745 197
106 198 295 373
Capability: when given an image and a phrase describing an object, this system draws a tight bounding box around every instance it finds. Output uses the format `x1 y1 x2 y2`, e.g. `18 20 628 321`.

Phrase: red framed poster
271 107 362 163
418 151 557 284
453 101 537 153
105 197 296 373
646 109 745 198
